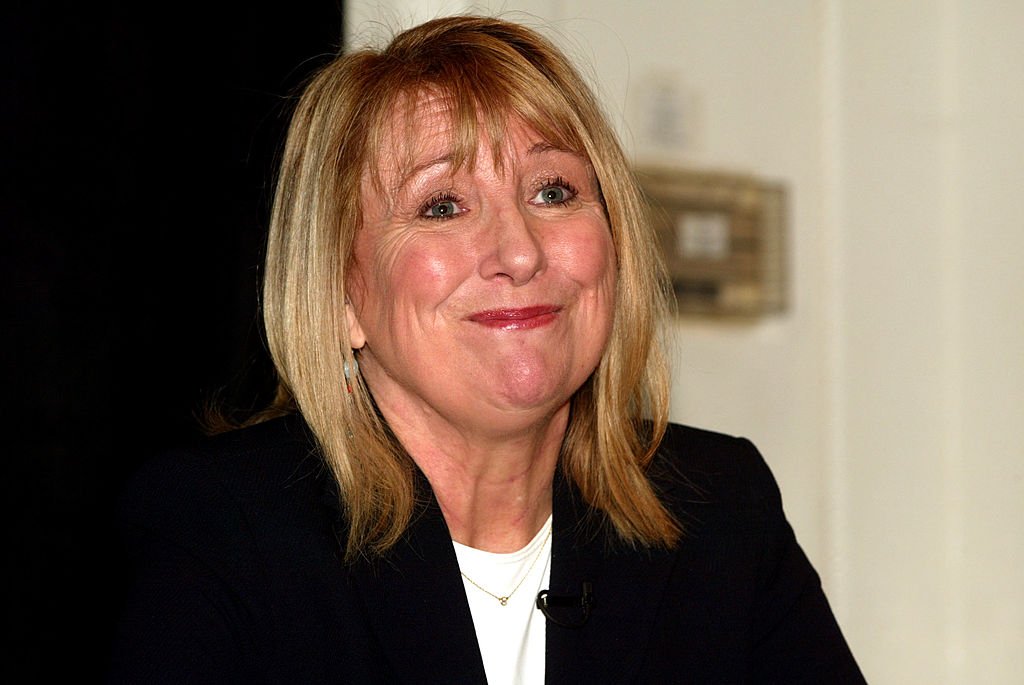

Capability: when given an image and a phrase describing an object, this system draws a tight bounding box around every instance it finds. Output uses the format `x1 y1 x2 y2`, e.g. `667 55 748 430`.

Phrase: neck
383 404 567 553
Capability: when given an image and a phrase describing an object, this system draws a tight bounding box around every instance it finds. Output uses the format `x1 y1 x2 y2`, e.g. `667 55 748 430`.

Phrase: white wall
345 2 1024 682
835 2 1024 682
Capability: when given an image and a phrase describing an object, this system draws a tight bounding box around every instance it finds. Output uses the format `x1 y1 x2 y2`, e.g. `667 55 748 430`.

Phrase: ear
345 300 367 350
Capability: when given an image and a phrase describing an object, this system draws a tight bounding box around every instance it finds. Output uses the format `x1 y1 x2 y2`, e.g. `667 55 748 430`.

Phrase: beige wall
346 2 1024 682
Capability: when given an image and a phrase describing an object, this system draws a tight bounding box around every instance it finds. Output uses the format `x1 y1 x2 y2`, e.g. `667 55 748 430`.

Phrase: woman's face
347 96 616 441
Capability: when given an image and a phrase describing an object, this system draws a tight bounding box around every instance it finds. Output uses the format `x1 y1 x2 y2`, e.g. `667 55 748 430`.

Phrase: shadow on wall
2 3 343 680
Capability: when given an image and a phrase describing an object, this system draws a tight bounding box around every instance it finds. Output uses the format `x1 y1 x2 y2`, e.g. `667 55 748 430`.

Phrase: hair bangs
360 35 594 193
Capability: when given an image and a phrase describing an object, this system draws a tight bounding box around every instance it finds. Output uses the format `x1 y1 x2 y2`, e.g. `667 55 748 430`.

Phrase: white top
453 516 552 685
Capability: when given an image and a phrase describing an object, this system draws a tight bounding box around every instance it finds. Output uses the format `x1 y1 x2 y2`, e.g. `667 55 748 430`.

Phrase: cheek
559 224 617 289
409 251 457 288
372 236 473 317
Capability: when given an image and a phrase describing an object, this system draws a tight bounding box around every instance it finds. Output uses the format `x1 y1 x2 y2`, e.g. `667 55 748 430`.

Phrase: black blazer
109 415 864 683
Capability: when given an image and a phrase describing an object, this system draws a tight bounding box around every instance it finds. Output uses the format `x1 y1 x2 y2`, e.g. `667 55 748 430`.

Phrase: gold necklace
459 524 552 606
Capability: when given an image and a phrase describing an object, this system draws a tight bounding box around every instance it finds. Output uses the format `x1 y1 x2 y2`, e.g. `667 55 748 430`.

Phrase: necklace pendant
498 597 509 606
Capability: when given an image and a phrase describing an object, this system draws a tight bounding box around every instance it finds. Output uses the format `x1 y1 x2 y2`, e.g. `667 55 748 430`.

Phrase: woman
111 15 864 684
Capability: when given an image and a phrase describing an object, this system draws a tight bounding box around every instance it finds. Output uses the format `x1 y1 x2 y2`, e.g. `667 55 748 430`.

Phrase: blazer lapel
545 469 680 684
338 455 680 684
347 491 488 683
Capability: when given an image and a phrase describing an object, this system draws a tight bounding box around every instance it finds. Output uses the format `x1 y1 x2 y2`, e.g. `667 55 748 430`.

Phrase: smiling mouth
468 305 562 330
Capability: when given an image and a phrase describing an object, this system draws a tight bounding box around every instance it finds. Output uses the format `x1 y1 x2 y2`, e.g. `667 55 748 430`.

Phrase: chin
490 379 585 425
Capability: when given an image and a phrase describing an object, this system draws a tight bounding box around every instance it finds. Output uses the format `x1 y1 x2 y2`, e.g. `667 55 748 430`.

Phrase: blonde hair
261 15 679 560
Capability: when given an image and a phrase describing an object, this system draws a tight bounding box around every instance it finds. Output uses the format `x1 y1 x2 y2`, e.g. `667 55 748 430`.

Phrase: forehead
378 93 462 174
366 90 583 193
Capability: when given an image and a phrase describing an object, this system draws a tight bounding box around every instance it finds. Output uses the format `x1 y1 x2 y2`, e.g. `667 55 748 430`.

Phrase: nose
478 205 545 285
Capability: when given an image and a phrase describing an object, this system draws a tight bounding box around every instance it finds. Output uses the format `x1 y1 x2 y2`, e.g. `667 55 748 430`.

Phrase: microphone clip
536 581 593 628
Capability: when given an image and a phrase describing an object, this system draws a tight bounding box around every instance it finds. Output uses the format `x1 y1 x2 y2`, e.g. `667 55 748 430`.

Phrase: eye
425 200 458 218
531 177 578 206
420 192 465 220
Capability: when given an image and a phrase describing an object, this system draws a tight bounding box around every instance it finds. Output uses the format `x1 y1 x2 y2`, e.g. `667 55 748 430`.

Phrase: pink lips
468 305 562 330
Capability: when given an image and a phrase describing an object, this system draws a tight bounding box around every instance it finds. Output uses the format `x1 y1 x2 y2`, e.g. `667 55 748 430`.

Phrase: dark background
3 3 345 680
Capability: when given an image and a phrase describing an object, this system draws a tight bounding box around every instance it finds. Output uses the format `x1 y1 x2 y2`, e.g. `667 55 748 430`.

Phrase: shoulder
125 414 324 500
118 414 338 559
111 416 357 682
637 425 866 681
649 422 780 512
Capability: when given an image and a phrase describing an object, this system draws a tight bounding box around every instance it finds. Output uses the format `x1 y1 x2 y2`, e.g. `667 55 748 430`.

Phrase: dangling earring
343 357 360 394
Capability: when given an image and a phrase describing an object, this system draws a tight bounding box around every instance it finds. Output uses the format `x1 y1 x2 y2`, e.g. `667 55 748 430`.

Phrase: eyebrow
528 141 578 156
391 154 455 195
388 141 584 195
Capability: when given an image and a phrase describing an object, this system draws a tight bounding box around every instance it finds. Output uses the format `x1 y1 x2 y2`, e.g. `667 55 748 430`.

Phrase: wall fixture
636 166 787 318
